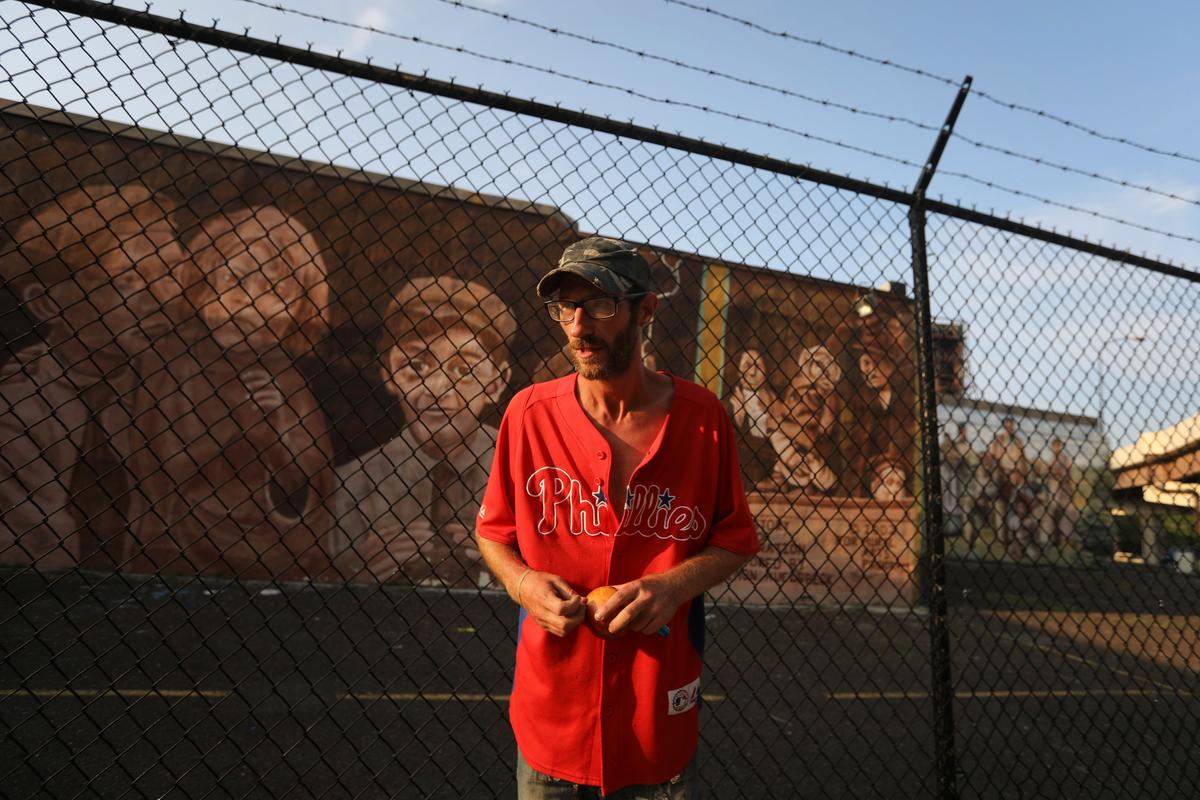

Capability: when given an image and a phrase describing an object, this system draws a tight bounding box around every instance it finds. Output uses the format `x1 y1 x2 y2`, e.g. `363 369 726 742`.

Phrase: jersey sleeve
475 392 524 546
705 401 759 556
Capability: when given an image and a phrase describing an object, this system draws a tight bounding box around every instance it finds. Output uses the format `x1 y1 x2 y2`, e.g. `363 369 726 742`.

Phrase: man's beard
569 313 640 380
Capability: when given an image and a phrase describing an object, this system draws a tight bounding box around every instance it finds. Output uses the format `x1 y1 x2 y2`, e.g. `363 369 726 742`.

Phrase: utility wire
660 0 1200 168
226 0 1200 246
431 0 1200 209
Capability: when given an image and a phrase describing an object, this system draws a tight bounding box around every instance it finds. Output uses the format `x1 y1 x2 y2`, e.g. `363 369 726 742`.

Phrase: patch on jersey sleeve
667 677 700 716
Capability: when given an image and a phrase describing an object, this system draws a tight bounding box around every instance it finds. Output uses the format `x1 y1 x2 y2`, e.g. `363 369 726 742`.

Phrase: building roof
940 395 1099 427
1111 411 1200 489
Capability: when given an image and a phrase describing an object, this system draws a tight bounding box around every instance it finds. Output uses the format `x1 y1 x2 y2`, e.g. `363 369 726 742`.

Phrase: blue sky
109 0 1200 261
2 0 1198 446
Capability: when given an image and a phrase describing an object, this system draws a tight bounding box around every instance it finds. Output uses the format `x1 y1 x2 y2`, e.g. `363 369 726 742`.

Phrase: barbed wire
425 0 941 132
659 0 1200 168
234 0 1200 212
938 169 1200 246
953 134 1200 209
144 0 1200 247
427 0 1200 209
223 0 920 171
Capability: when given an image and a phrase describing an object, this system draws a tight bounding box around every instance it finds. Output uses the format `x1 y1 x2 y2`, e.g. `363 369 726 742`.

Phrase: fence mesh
926 213 1200 799
1 2 1197 798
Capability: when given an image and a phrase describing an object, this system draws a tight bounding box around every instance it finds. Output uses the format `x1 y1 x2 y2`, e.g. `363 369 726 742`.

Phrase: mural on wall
333 276 515 586
0 106 918 607
1 181 186 571
715 268 919 607
938 401 1106 562
0 106 576 588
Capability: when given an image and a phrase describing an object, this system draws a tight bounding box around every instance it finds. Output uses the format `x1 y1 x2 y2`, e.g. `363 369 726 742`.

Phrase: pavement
3 558 1199 799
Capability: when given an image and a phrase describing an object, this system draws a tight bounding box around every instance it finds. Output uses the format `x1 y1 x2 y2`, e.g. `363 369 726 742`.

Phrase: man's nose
563 306 591 335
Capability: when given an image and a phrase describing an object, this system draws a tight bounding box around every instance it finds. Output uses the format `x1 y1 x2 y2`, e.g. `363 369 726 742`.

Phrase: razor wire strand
430 0 1200 209
659 0 1200 168
238 0 1200 212
193 1 1200 249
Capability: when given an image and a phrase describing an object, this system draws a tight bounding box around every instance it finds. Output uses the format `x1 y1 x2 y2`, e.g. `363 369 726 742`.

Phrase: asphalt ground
2 560 1198 800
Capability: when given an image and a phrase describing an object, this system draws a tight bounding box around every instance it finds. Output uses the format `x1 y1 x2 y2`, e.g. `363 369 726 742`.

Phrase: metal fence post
910 75 972 800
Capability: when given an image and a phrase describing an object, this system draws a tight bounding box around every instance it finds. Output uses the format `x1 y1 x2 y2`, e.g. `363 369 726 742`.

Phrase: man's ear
638 292 659 326
20 282 60 324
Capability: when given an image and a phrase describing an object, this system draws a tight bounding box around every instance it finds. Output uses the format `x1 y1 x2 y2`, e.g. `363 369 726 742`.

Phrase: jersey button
596 451 607 460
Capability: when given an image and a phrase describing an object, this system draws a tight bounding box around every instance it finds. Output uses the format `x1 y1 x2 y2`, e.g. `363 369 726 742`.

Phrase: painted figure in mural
1004 469 1041 559
1046 437 1078 547
128 204 334 581
846 334 907 498
981 416 1031 547
730 349 774 440
769 345 840 492
871 449 912 503
940 424 975 539
726 348 779 485
333 276 515 586
1 183 184 569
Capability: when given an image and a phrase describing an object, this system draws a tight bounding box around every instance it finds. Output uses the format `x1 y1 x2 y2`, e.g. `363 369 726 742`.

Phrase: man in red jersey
477 236 758 798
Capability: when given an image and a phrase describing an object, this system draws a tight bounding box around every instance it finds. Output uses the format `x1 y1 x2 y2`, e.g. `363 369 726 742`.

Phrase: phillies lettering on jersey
525 466 707 539
477 374 757 795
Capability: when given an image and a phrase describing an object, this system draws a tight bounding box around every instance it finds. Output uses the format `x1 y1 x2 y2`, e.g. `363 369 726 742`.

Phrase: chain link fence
2 2 1198 798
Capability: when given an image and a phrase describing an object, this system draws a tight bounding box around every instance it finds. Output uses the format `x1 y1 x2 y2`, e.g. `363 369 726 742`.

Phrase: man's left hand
596 574 683 636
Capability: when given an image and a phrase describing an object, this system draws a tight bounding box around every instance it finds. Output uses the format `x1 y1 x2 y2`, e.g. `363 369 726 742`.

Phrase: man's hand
596 574 684 637
520 571 585 638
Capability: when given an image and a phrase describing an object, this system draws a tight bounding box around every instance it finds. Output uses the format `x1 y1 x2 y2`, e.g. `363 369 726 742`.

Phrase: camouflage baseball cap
536 236 652 298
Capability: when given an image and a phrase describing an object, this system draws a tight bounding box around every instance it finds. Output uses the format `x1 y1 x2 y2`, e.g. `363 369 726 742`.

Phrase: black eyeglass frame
543 292 648 322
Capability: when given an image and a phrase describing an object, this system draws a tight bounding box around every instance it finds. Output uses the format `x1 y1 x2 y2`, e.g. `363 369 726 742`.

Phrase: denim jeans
516 749 698 799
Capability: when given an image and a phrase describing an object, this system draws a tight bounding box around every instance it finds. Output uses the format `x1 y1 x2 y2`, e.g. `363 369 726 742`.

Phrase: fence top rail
16 0 1200 285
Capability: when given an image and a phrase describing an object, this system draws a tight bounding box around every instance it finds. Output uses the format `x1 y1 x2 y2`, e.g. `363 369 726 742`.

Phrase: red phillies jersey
476 374 757 794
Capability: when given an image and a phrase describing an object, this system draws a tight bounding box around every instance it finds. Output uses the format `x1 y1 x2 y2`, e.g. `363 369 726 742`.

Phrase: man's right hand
519 571 584 637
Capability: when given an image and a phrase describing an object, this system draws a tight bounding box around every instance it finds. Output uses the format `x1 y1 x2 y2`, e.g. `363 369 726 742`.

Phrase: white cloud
342 6 388 59
1007 180 1200 267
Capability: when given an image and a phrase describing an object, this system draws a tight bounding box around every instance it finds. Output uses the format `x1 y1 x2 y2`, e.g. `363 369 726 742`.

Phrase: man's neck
575 365 669 426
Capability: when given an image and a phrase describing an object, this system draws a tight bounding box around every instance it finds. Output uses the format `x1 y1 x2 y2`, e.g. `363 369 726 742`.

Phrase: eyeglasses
544 293 646 322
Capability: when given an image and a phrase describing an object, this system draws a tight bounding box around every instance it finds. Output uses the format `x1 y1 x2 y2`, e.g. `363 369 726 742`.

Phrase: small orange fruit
585 585 621 639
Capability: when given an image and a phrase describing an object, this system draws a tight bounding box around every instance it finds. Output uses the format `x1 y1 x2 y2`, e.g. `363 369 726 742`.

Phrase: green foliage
1161 510 1199 549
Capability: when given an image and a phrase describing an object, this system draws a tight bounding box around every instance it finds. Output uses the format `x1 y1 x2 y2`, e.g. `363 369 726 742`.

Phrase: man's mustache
569 337 605 351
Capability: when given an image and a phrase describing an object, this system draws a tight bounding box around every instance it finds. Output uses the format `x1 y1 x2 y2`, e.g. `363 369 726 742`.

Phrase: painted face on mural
795 345 841 396
872 459 908 501
384 323 508 452
14 184 185 357
773 346 839 446
191 207 328 349
858 349 893 391
737 350 767 390
98 212 186 344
